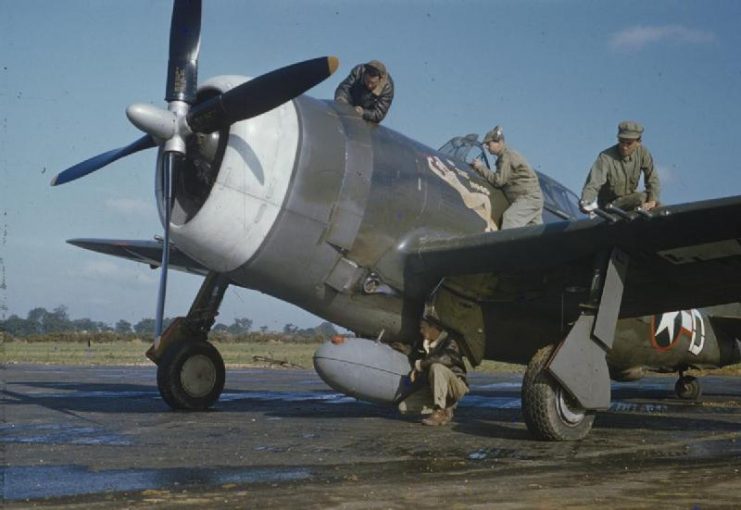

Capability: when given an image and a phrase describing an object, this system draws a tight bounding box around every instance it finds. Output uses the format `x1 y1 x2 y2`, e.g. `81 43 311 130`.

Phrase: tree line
0 305 337 339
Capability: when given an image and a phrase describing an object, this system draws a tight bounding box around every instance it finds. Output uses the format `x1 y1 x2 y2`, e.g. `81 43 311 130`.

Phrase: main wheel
521 344 596 441
157 340 225 410
675 375 701 400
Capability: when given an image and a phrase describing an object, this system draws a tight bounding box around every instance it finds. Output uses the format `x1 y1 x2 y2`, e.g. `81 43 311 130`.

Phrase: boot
422 407 452 426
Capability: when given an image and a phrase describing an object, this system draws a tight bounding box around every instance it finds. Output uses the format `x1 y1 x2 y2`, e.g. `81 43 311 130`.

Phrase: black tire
521 344 596 441
675 375 701 400
157 341 225 410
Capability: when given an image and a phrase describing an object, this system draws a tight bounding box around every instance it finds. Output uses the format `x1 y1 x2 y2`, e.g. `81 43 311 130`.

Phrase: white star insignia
656 311 679 340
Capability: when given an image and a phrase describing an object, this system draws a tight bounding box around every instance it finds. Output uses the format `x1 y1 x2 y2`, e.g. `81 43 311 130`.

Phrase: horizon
1 302 336 335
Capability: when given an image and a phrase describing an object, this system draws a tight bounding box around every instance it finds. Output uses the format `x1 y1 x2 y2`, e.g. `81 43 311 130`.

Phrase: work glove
579 199 598 214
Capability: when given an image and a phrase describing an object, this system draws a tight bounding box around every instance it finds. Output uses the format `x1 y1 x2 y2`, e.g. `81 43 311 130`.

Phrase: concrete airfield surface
2 364 740 509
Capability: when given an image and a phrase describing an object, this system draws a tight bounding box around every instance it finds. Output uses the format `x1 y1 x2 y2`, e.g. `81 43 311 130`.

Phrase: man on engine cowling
334 60 394 123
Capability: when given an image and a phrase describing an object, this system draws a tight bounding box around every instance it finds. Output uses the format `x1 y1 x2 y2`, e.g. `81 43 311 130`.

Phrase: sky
2 0 741 330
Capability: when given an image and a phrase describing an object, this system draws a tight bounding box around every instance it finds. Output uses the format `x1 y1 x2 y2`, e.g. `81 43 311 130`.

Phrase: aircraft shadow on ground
4 380 738 440
613 384 741 400
594 409 741 434
1 381 164 415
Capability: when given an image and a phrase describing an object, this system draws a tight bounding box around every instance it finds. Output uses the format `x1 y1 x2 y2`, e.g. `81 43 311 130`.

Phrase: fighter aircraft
52 0 741 441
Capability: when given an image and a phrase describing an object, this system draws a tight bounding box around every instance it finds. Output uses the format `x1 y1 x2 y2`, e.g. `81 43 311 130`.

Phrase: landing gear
148 272 230 411
675 373 702 400
157 340 225 410
522 345 596 441
547 248 629 413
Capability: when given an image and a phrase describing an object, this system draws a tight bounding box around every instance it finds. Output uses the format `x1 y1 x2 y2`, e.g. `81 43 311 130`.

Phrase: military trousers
501 196 543 229
397 363 469 414
606 191 647 211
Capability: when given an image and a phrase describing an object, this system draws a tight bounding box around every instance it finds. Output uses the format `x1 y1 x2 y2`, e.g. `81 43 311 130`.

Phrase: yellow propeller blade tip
328 56 339 75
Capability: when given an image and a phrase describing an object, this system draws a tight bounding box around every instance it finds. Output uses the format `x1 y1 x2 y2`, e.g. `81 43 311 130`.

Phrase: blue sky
2 0 740 329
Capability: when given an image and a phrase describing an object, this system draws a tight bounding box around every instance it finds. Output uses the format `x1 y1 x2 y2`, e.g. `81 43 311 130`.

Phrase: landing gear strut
524 248 629 440
148 272 230 410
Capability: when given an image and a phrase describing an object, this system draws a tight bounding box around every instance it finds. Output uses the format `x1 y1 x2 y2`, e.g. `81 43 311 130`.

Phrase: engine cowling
158 75 300 273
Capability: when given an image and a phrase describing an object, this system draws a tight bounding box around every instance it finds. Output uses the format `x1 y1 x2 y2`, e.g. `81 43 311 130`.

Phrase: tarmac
2 364 740 509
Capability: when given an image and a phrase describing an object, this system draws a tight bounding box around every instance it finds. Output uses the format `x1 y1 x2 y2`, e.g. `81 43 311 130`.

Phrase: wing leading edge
402 195 741 318
68 239 209 276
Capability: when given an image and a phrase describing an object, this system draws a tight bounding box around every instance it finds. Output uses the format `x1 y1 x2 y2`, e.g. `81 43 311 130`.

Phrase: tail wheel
521 344 596 441
157 340 225 410
675 375 702 400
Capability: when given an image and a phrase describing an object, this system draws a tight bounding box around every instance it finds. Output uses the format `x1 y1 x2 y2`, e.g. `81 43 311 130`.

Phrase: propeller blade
187 56 339 133
166 0 202 104
50 135 156 187
154 151 178 342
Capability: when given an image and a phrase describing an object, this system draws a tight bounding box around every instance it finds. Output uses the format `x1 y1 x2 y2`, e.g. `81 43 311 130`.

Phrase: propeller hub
126 101 193 154
164 101 192 154
127 103 177 141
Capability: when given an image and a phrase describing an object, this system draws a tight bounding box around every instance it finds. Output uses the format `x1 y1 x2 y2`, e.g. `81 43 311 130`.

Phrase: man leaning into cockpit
471 125 544 229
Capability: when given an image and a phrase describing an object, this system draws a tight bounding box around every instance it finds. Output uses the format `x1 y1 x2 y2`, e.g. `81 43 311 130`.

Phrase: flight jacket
334 64 395 123
411 331 468 385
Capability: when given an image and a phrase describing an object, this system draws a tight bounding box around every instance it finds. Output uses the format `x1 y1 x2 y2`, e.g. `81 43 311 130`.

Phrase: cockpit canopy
438 133 492 168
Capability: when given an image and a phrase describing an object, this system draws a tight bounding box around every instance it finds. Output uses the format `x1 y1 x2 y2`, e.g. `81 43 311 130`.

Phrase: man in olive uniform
580 121 660 213
397 308 469 427
471 125 544 229
334 60 394 123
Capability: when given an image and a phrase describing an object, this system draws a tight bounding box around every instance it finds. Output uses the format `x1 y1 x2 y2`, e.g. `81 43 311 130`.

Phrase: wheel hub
556 387 586 425
180 354 217 398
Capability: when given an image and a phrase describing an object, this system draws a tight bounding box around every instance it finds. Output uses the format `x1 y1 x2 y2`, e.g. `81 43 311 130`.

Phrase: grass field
2 338 524 373
3 338 738 376
2 339 321 369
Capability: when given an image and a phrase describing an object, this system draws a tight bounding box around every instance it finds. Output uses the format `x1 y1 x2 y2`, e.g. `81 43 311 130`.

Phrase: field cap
618 121 644 140
483 125 504 143
365 60 387 76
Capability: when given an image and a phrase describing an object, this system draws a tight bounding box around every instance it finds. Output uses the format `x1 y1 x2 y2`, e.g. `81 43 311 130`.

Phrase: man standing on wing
580 121 660 213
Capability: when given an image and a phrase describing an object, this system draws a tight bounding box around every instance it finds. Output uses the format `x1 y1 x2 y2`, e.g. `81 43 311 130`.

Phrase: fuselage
161 76 579 342
160 76 740 372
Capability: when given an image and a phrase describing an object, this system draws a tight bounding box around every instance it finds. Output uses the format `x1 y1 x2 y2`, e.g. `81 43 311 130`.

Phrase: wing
402 195 741 318
68 238 209 276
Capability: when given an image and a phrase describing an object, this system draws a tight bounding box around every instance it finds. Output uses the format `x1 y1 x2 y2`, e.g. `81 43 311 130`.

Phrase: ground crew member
398 307 469 427
471 125 544 229
334 60 394 123
580 121 660 213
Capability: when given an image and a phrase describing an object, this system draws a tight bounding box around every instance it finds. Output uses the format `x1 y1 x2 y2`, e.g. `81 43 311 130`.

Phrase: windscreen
438 133 493 169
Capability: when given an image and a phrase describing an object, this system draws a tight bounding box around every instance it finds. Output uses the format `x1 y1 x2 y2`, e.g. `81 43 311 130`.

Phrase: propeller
50 135 156 186
187 56 339 133
51 0 339 346
165 0 201 104
151 0 202 343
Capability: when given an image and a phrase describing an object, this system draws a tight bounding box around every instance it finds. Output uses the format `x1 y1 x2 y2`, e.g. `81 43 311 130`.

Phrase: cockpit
438 134 583 220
